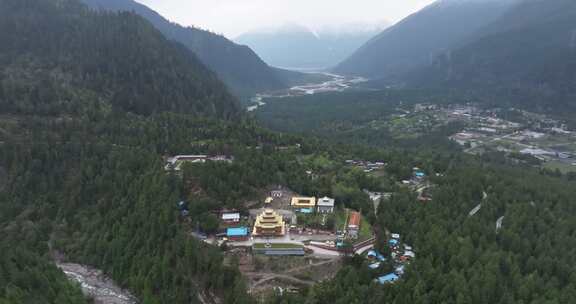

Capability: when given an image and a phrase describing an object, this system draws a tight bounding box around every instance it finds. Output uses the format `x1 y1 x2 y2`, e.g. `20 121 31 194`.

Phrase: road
465 132 517 153
249 273 315 289
355 243 375 255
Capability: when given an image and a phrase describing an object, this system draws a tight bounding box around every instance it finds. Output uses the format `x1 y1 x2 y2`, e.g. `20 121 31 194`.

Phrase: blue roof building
367 250 386 262
415 171 426 178
389 239 399 247
368 262 381 270
227 227 248 238
377 273 399 284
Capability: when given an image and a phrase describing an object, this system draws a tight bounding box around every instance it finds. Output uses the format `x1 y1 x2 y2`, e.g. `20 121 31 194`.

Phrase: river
57 263 138 304
246 73 366 112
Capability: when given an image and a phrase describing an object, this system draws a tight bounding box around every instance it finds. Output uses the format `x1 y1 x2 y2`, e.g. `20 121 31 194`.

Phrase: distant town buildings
345 159 386 173
165 154 233 171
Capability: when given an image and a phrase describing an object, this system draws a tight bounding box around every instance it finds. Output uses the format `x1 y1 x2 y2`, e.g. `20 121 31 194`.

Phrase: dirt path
246 258 339 291
249 273 316 289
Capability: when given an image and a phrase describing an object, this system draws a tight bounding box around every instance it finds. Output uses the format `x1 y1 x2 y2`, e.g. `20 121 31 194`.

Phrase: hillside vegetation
0 0 238 118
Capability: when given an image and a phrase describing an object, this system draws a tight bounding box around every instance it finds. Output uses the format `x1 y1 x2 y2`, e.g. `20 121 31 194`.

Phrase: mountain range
335 0 576 111
334 0 517 78
411 0 576 96
81 0 305 96
236 22 388 71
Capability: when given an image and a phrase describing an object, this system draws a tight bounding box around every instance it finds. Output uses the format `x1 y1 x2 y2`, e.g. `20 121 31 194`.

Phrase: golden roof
291 197 316 208
253 209 285 236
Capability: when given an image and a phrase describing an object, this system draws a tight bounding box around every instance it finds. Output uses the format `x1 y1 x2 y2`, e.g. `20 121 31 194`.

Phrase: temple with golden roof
253 209 285 237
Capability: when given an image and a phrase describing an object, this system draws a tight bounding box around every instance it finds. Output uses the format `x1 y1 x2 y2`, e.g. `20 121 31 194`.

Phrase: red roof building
347 211 361 238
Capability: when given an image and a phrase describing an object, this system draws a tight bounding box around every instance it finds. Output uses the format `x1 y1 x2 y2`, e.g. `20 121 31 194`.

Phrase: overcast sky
135 0 436 38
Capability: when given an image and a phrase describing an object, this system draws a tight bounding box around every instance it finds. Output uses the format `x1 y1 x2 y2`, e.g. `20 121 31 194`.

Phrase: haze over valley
235 22 389 71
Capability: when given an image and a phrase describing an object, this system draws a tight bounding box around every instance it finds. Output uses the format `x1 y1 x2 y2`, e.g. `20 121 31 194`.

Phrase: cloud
136 0 436 38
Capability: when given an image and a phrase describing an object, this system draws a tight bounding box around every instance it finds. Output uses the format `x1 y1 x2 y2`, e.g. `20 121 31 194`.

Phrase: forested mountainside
0 113 277 303
270 160 576 304
0 0 244 302
3 0 576 303
334 0 515 78
409 0 576 112
81 0 295 96
0 0 238 118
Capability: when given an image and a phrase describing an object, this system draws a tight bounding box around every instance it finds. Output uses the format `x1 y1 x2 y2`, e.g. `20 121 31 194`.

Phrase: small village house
316 196 335 213
226 227 249 241
291 197 316 213
347 211 361 239
221 212 240 225
377 273 399 285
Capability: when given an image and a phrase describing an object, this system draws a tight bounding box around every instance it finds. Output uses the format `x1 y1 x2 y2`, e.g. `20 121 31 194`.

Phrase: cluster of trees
255 89 471 150
0 103 422 303
0 230 88 303
0 114 271 303
268 157 576 303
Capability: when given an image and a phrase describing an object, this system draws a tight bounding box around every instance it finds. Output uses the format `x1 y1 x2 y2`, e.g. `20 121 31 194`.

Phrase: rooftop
368 262 381 270
227 227 248 237
253 209 285 236
348 211 361 228
291 197 316 208
377 273 399 284
222 213 240 220
317 196 335 207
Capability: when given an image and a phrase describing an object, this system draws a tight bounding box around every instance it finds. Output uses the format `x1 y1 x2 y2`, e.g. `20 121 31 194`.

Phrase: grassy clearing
543 161 576 174
334 209 348 232
358 217 373 241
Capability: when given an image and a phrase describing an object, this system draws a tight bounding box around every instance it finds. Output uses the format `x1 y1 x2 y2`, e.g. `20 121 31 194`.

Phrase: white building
221 213 240 224
317 197 335 214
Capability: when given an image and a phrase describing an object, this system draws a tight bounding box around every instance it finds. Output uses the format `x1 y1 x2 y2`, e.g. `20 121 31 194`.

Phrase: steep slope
81 0 289 96
412 0 576 99
334 0 515 78
236 23 386 70
0 0 238 118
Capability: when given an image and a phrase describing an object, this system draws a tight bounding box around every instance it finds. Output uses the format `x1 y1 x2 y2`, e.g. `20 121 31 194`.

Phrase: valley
247 73 367 112
2 0 576 304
